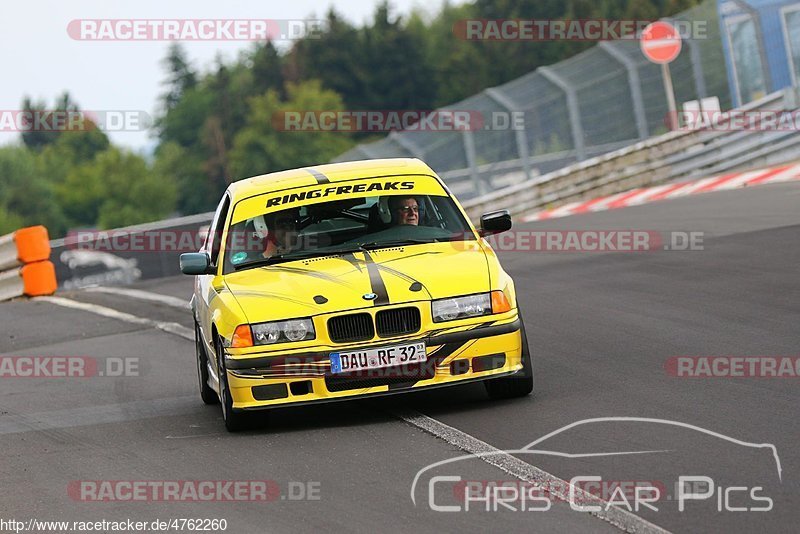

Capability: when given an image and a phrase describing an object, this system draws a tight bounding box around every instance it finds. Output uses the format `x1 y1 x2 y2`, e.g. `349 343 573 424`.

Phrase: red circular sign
640 21 682 64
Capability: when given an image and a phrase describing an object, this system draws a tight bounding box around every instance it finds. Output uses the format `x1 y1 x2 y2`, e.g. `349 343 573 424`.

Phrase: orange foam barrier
21 260 57 296
14 225 51 263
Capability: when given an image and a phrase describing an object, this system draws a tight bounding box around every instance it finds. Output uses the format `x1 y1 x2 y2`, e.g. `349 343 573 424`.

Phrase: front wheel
214 334 251 432
484 316 534 400
195 321 218 405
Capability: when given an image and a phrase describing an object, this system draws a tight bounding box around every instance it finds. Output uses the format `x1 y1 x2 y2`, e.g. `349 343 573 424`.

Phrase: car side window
209 194 231 267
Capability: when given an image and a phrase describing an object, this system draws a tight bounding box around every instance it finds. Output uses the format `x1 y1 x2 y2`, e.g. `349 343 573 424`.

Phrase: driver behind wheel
388 196 421 226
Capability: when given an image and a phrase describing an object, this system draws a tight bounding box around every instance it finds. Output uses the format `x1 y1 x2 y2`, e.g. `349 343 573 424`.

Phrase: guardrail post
461 130 487 195
782 86 798 109
540 66 586 161
485 87 532 181
598 41 649 140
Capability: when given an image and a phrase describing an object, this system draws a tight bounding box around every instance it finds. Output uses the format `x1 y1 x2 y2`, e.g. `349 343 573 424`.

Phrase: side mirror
480 210 512 236
180 253 214 275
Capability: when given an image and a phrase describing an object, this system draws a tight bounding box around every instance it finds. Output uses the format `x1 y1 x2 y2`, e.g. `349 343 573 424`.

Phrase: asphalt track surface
2 182 798 533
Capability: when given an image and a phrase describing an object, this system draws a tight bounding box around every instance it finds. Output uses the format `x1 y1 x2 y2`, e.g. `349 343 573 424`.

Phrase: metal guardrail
50 211 214 288
440 140 636 201
461 87 800 221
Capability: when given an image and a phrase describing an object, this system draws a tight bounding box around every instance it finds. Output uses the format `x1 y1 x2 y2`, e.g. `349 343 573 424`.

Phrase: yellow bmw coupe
181 158 532 431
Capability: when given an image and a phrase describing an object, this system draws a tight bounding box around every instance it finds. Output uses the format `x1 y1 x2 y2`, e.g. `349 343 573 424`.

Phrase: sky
1 0 439 152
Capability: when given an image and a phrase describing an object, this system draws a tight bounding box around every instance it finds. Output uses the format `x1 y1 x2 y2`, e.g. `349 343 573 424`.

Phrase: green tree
359 2 437 110
0 206 25 235
153 141 210 216
229 80 354 180
161 44 198 111
0 145 68 236
58 148 178 229
251 41 285 97
20 92 82 152
286 10 365 108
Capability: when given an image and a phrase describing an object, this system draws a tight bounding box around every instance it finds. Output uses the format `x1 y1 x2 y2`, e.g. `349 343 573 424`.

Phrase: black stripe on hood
362 251 389 305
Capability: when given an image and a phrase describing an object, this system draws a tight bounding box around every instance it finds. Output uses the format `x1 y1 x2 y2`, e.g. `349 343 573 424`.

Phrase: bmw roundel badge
362 292 378 301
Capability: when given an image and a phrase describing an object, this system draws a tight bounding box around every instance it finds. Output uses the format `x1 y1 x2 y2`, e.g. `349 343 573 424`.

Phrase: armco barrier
0 225 57 301
461 87 800 221
49 211 214 289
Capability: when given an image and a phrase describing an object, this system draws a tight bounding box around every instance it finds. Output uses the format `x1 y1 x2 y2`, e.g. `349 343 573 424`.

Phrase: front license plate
330 341 427 374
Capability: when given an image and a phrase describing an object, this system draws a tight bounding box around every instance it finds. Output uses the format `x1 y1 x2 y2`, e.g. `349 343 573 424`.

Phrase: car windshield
223 191 475 273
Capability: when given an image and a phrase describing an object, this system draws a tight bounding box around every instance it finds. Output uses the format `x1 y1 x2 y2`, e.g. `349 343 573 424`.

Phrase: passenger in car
257 208 301 258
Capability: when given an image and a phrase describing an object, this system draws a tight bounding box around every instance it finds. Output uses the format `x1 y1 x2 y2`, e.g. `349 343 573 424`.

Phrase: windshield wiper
357 238 439 250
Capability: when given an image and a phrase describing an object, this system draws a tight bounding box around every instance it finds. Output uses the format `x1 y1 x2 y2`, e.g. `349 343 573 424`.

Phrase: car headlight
432 293 492 322
250 318 315 345
431 291 512 323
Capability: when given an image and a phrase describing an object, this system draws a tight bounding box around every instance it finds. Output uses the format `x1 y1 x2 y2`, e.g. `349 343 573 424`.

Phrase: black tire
484 316 534 400
195 321 219 405
214 334 250 432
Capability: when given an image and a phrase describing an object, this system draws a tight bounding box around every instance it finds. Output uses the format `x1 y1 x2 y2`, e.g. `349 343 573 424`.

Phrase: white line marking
84 286 191 310
36 296 194 341
399 410 671 534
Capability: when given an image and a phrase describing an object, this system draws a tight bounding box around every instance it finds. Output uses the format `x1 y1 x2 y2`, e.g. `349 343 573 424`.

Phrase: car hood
223 241 490 323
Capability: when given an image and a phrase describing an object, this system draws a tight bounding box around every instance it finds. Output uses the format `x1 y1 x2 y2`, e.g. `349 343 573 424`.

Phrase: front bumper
224 316 523 410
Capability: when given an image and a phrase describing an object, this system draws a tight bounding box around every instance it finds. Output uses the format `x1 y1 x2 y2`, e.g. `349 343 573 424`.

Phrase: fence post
461 130 487 195
728 2 772 94
540 66 586 161
686 39 708 101
485 87 532 181
598 41 649 140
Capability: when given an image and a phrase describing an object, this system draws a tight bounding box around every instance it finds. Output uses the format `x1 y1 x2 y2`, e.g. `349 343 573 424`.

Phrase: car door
197 192 231 358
